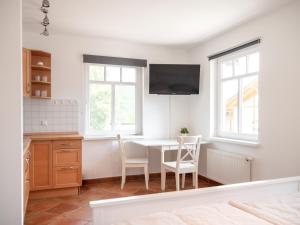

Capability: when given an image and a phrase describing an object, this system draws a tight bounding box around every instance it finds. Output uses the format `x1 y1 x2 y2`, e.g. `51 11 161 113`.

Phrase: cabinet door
53 149 81 167
24 180 30 214
30 141 53 190
53 166 82 188
22 48 31 96
23 148 31 214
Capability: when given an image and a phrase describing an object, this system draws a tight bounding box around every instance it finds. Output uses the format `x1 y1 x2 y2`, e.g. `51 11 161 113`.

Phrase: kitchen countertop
23 132 83 153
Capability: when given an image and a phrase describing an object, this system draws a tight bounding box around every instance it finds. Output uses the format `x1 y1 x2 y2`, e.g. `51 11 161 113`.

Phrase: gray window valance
208 38 261 60
83 54 147 67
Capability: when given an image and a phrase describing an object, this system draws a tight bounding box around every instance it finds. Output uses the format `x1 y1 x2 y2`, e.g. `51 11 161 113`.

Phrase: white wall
23 33 190 179
23 1 300 182
0 0 23 224
188 1 300 181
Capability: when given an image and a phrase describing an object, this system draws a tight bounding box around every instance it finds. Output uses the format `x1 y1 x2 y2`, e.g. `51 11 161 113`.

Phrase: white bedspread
229 192 300 225
174 203 270 225
115 212 188 225
114 192 300 225
114 203 270 225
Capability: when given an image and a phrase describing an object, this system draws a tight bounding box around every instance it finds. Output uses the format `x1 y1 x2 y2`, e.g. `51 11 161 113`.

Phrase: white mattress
114 203 270 225
229 192 300 225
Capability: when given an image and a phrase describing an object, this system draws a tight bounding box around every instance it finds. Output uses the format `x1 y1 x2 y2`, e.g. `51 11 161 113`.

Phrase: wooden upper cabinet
23 48 31 97
30 50 52 99
30 141 53 190
22 48 52 99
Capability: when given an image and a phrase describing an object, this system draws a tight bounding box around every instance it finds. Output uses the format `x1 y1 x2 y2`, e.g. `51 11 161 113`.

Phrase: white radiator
207 148 253 184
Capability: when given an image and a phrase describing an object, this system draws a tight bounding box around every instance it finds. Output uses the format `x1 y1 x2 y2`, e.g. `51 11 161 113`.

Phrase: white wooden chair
117 134 149 190
161 135 202 191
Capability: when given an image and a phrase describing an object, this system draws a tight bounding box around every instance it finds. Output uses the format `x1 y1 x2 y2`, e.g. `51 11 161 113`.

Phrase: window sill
209 137 260 147
84 134 144 141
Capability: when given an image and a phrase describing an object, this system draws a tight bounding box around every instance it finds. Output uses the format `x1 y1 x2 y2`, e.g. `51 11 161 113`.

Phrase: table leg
161 146 165 191
147 146 150 182
146 146 149 160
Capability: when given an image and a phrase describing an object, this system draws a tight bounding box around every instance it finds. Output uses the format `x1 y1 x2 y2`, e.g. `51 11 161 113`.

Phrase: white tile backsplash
23 98 79 133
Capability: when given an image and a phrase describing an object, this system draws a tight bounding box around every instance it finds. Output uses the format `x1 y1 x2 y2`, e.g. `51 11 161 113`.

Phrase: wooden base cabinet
24 180 30 209
30 141 53 190
52 140 82 188
23 146 31 215
29 138 82 195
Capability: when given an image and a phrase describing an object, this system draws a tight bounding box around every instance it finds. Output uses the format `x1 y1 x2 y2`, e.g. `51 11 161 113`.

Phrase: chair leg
193 172 198 189
192 172 195 187
182 173 185 189
175 172 180 191
161 167 166 191
144 165 149 190
121 166 126 190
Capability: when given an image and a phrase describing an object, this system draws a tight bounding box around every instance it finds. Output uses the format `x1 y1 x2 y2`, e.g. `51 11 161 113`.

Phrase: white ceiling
23 0 293 46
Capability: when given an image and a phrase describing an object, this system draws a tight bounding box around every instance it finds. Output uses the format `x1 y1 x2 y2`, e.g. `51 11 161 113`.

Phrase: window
85 64 143 136
214 48 259 141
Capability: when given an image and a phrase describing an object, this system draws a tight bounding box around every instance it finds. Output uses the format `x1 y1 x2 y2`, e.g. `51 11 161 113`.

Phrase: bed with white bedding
114 192 300 225
90 176 300 225
114 203 271 225
229 192 300 225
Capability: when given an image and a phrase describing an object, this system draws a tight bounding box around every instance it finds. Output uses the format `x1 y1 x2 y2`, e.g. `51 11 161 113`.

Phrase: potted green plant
180 128 189 136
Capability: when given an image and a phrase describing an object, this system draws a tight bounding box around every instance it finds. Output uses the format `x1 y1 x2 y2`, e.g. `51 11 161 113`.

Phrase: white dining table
131 139 210 185
132 139 209 150
132 139 209 159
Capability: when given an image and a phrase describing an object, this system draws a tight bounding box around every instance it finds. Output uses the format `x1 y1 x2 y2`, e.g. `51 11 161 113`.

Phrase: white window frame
213 46 260 142
84 63 143 137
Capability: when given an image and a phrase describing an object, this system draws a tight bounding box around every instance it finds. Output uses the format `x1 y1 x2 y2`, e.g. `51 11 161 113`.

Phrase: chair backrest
176 135 202 169
117 134 126 163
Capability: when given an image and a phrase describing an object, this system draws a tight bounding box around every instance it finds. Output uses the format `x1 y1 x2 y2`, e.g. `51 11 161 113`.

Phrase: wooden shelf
31 80 51 85
31 65 51 71
31 50 51 57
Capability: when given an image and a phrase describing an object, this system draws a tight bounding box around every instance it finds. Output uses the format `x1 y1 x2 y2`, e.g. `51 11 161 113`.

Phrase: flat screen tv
149 64 200 95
